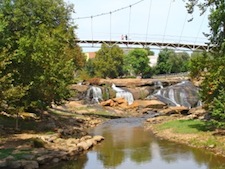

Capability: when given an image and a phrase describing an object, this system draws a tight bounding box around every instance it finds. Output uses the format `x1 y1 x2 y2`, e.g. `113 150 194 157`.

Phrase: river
46 116 225 169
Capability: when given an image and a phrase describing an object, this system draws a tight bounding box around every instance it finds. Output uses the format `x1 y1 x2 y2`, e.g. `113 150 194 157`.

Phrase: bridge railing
76 39 213 51
78 33 208 45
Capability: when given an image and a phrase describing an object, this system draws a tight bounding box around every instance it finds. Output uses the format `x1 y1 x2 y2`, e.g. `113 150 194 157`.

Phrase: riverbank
144 109 225 158
0 102 111 169
2 101 225 168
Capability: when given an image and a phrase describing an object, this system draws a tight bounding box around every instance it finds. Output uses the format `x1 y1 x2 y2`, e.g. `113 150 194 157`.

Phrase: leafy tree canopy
155 48 190 74
123 48 152 78
185 0 225 50
0 0 84 112
185 0 225 128
93 44 124 78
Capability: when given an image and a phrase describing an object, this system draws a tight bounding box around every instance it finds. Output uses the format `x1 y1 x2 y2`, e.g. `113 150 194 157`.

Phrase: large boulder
150 81 201 108
160 106 190 115
133 100 166 109
98 78 182 87
127 86 154 100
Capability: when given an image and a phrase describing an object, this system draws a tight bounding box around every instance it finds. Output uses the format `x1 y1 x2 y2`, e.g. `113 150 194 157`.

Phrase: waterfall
86 86 103 103
154 81 163 89
112 84 134 105
150 80 201 108
168 88 180 106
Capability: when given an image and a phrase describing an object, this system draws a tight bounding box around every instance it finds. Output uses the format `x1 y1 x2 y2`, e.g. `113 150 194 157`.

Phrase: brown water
48 117 225 169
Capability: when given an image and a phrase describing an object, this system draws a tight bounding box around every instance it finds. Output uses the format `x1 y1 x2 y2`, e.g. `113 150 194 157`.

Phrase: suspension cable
194 10 207 44
75 0 145 20
178 13 188 44
145 0 152 43
162 0 173 43
110 12 112 41
128 5 132 41
91 16 93 42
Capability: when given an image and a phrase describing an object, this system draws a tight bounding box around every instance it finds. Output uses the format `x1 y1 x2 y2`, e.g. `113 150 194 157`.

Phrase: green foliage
0 148 32 160
208 91 225 129
93 44 124 78
176 52 190 72
0 0 84 112
144 47 155 56
201 55 225 128
158 119 207 134
0 49 28 113
188 51 209 79
123 48 152 78
154 48 190 74
185 0 225 49
83 58 95 78
185 0 225 129
30 138 45 148
189 49 225 129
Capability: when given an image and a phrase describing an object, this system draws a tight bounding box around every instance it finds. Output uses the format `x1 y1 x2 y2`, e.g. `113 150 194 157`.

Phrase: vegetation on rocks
185 0 225 129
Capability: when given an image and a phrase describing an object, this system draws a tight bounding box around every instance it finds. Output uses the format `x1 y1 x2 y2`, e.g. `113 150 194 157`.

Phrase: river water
48 116 225 169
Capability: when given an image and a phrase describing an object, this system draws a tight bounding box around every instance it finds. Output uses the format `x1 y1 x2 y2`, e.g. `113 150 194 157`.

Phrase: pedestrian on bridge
121 35 124 40
125 35 128 40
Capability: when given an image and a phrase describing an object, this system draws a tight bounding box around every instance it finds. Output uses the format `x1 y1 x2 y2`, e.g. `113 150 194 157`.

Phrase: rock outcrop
1 135 105 169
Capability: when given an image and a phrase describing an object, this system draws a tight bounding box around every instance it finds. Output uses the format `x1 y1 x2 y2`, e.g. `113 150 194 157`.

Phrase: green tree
0 50 27 113
186 0 225 49
123 48 152 78
155 48 173 74
155 49 190 74
93 44 124 78
83 58 95 78
188 51 210 80
175 52 190 72
0 0 83 112
144 47 155 56
185 0 225 128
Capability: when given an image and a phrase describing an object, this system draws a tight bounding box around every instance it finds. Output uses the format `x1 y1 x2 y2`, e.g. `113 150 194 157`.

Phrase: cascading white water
168 88 180 106
86 86 103 103
116 91 134 105
151 80 201 108
154 81 163 89
112 84 134 105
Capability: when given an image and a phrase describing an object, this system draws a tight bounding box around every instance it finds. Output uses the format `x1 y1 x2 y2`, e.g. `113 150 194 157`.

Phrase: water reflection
45 118 225 169
93 125 152 168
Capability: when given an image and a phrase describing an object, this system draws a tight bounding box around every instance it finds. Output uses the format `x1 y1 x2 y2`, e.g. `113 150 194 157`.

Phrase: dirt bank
0 102 108 169
144 113 225 157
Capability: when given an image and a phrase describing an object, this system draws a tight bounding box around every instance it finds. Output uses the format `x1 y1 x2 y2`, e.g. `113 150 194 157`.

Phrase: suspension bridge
74 0 212 51
76 39 211 51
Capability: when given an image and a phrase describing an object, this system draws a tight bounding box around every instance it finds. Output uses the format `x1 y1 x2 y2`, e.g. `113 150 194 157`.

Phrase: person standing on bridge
121 35 124 40
125 35 128 40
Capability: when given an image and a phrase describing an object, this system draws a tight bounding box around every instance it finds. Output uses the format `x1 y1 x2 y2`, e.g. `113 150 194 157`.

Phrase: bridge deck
76 39 212 51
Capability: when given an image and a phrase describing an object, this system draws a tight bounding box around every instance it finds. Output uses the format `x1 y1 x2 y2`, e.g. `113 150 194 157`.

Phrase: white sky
65 0 210 52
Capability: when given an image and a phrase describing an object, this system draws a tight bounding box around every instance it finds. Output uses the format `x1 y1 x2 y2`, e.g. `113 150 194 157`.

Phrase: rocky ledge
0 135 104 169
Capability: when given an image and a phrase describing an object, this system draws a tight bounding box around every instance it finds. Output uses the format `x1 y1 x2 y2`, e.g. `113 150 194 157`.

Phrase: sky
65 0 210 52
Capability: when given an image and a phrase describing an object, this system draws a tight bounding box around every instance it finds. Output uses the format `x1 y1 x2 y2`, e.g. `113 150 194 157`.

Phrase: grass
154 119 225 152
0 148 32 160
0 116 15 128
0 115 38 131
157 119 208 134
